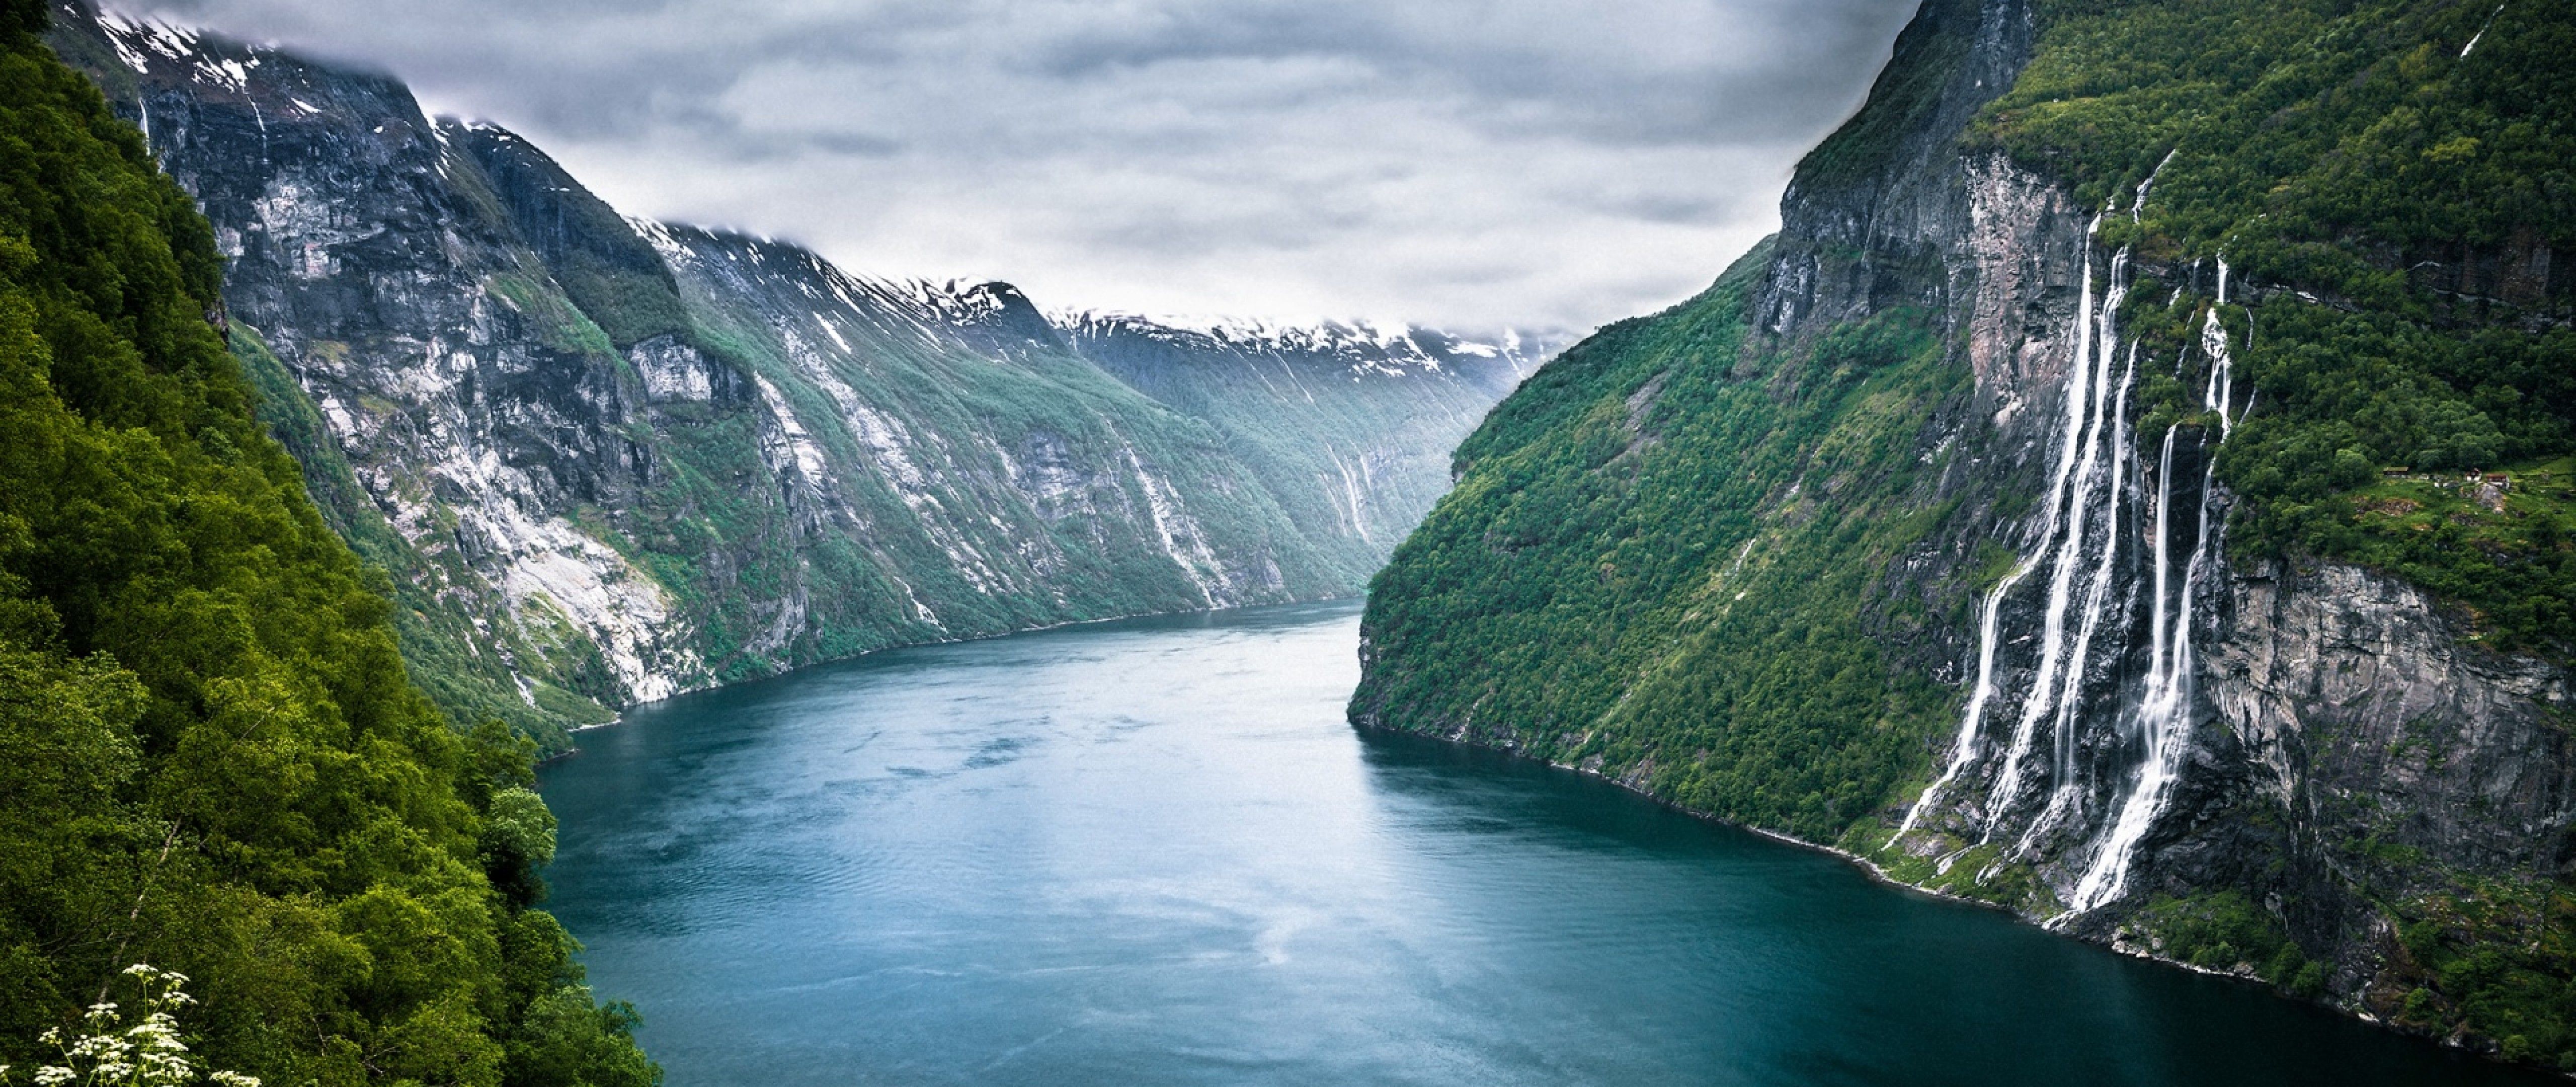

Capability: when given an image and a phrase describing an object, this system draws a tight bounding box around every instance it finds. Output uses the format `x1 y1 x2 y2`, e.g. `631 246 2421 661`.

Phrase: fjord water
539 601 2534 1086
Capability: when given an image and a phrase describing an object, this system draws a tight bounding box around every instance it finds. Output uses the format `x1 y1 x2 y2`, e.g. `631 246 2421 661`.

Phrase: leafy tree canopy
0 3 655 1083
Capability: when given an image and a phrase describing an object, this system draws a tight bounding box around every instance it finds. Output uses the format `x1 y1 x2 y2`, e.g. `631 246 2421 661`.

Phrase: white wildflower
15 963 258 1087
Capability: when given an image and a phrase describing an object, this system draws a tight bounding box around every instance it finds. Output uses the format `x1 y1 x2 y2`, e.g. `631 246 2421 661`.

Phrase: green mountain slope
1984 0 2576 649
0 3 654 1081
1358 0 2576 1067
1357 245 1970 839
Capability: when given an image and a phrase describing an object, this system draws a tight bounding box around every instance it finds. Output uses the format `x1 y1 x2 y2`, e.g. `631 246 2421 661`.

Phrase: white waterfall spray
2132 149 2179 224
2069 266 2240 911
1893 232 2247 914
1891 220 2115 843
2018 345 2136 854
2071 436 2218 909
2202 258 2236 438
1985 243 2132 837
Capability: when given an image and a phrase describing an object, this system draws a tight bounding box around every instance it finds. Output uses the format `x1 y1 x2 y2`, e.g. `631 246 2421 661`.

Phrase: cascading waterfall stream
2069 261 2239 912
1890 205 2245 915
1987 247 2133 842
2203 257 2236 440
1891 559 2037 843
2018 344 2136 856
1891 218 2115 844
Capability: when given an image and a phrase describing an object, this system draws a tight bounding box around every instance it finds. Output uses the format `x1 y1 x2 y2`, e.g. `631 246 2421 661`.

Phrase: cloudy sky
126 0 1919 333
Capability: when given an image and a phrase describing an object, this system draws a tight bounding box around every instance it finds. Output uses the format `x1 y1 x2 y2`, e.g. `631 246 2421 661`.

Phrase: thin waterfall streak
2018 295 2137 855
2040 357 2137 825
2022 354 2135 855
1892 566 2034 842
2077 463 2206 907
2204 312 2234 437
2206 257 2235 435
2132 149 2179 223
2148 429 2177 681
2075 323 2234 909
1987 246 2128 831
1893 223 2110 844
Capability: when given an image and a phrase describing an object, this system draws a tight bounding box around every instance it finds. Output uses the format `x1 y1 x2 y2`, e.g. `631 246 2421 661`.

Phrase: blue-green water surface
539 600 2541 1086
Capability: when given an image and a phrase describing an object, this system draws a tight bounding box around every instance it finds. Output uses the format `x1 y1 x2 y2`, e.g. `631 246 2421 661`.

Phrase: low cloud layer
125 0 1919 332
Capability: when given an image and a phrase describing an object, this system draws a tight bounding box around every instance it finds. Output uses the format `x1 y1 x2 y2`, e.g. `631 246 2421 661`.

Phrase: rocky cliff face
1355 0 2576 1061
48 1 1543 746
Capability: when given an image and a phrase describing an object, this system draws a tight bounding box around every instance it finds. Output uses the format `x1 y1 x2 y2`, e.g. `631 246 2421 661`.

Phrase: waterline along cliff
46 0 1552 750
1356 0 2576 1067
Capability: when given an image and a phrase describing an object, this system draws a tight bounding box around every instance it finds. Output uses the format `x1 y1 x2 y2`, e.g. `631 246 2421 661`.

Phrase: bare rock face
49 1 1544 744
2223 563 2575 880
2193 562 2576 987
56 6 702 714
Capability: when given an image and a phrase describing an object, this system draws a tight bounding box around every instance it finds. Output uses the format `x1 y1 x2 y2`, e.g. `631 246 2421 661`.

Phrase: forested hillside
1357 0 2576 1067
0 0 654 1080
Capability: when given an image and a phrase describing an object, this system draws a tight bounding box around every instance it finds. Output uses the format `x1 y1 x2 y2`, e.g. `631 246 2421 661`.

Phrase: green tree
0 1 656 1082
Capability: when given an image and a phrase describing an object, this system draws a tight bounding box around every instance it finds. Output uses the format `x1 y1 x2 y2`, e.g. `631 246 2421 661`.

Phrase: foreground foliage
4 965 258 1087
0 3 654 1082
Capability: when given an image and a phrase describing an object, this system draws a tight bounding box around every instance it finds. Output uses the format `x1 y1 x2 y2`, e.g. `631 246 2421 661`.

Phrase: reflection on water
539 600 2536 1086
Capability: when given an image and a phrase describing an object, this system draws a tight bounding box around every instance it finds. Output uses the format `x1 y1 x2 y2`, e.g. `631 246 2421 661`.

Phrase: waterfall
1984 244 2131 836
1891 559 2033 841
1892 231 2244 915
2202 257 2235 437
2018 345 2135 854
2131 150 2179 224
1891 221 2114 842
2069 274 2239 911
2071 434 2219 910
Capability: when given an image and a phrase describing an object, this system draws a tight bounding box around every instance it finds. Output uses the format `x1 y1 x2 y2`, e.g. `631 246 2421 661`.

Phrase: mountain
1061 313 1541 555
45 0 1551 749
1356 0 2576 1067
0 1 654 1080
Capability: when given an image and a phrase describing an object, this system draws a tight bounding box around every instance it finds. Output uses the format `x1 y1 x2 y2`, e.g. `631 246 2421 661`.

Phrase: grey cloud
124 0 1919 331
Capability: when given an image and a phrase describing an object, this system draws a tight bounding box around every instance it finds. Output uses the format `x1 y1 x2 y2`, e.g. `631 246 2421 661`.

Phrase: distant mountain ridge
46 0 1554 747
1058 310 1557 381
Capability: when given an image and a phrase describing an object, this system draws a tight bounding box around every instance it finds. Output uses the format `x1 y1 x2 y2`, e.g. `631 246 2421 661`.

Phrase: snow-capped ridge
1055 309 1562 380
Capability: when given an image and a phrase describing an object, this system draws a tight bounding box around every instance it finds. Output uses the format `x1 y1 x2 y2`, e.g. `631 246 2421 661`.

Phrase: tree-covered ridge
1961 0 2576 1055
1982 0 2576 652
1357 243 1970 840
0 2 654 1082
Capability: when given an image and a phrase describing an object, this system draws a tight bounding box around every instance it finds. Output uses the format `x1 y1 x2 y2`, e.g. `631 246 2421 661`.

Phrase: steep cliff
1358 0 2576 1067
46 1 1541 748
